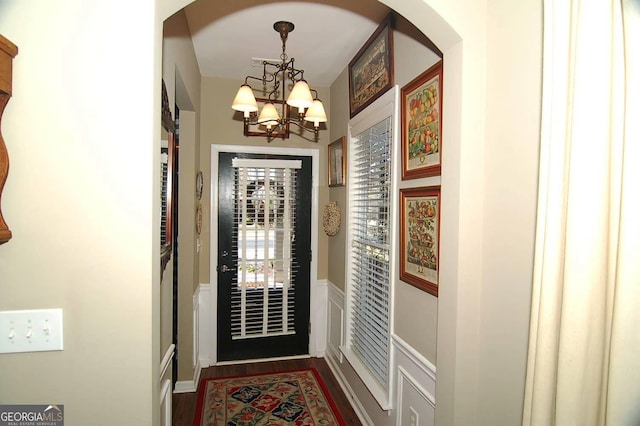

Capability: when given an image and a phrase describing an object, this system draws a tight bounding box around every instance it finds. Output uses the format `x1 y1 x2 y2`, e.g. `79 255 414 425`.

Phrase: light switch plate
0 309 63 354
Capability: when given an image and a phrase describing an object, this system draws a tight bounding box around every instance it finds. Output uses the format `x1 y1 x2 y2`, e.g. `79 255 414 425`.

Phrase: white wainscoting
325 282 373 425
325 281 437 426
174 284 209 393
392 335 436 426
198 283 211 367
159 344 174 426
326 281 344 363
160 378 172 426
310 279 328 357
197 278 325 369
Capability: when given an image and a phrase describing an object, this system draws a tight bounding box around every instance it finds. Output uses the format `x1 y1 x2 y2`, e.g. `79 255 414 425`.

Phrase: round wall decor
322 201 341 236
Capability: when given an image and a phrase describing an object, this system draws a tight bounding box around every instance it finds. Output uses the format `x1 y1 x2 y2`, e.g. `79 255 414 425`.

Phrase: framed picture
401 61 443 179
328 136 346 187
244 98 290 139
195 170 203 200
400 186 440 296
348 14 394 118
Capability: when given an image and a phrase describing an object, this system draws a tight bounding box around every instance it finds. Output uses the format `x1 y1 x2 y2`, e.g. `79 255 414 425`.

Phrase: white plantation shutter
344 87 398 410
230 158 301 340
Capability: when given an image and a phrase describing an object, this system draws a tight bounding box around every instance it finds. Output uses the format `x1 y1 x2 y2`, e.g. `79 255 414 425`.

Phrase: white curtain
523 1 640 425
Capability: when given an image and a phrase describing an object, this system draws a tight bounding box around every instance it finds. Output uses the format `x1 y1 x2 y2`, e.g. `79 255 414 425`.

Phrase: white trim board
325 350 375 426
173 359 203 394
392 334 437 426
160 344 175 380
174 284 209 393
197 283 211 367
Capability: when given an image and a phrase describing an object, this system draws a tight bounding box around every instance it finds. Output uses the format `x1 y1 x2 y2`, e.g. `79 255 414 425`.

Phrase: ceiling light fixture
231 21 327 141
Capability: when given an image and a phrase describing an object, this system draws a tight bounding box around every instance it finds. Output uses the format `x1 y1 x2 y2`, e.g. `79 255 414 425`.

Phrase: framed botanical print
401 61 443 179
348 14 394 118
328 136 345 187
399 186 440 296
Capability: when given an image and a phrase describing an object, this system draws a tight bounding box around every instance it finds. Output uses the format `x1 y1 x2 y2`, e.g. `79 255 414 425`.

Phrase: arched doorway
156 2 466 425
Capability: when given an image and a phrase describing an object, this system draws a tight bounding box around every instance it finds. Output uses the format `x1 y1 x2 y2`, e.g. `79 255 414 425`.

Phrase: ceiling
182 0 393 87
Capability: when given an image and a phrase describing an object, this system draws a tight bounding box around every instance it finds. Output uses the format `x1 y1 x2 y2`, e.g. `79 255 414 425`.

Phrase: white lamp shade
304 99 327 126
257 102 280 124
231 85 258 113
286 80 314 110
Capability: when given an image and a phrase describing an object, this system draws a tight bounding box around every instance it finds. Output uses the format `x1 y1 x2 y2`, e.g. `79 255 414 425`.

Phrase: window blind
349 116 393 389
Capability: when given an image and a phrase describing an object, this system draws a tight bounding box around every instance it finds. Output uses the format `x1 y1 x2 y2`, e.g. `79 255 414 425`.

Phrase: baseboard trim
325 353 374 426
215 354 311 366
173 359 203 394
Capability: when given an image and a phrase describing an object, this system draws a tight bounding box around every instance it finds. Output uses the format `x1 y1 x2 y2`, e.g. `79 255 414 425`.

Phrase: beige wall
476 0 541 422
0 1 158 425
327 67 349 289
162 8 203 385
177 109 198 380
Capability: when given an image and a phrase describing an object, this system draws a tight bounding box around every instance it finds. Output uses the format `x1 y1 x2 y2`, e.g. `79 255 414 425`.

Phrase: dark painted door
217 152 311 361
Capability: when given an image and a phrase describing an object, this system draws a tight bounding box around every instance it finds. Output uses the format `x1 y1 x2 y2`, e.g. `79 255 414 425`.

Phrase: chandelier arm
244 75 266 86
265 80 281 102
284 119 320 133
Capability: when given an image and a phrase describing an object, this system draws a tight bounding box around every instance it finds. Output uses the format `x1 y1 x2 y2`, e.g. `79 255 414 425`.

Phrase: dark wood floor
172 357 361 426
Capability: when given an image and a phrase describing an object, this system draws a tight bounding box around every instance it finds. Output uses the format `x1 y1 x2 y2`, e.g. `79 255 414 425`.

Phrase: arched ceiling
183 0 392 87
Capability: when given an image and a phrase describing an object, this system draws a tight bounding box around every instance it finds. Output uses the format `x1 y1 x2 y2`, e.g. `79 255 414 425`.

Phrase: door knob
218 264 232 273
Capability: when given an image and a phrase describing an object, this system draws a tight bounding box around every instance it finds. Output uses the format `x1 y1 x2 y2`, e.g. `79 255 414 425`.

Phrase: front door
217 152 311 361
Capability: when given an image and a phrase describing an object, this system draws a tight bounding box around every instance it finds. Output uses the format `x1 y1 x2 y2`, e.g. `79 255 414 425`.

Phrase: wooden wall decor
0 35 18 245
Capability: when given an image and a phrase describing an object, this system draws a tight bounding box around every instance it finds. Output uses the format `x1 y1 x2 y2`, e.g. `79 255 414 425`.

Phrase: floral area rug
193 368 346 426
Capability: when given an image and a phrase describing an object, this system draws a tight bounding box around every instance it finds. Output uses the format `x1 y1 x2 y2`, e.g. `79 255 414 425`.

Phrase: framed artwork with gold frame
328 136 346 187
348 14 394 118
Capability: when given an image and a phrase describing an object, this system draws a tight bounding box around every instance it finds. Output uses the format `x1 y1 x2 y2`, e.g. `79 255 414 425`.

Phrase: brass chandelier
231 21 327 141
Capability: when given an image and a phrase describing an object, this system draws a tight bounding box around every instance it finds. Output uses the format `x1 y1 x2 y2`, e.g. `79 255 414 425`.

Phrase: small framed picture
401 61 443 179
348 14 394 118
400 186 440 296
244 98 290 139
328 136 346 187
